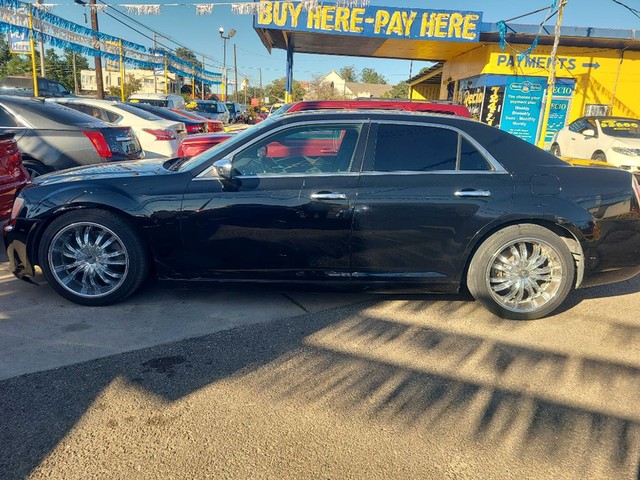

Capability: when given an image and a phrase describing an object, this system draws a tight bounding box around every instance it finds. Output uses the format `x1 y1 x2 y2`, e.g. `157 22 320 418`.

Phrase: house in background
315 70 392 99
80 69 181 95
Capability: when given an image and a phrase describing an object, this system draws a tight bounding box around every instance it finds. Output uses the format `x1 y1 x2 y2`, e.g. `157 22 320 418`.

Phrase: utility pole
234 44 238 102
537 0 568 148
201 54 205 100
153 33 158 94
219 27 235 101
72 52 79 94
89 0 104 99
36 0 45 77
259 68 263 103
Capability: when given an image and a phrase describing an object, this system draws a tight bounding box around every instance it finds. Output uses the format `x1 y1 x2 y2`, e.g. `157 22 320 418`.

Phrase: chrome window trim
359 170 509 176
195 119 368 180
370 120 507 173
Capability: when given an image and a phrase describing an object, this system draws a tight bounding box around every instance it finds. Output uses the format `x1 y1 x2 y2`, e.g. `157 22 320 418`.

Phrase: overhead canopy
254 1 640 61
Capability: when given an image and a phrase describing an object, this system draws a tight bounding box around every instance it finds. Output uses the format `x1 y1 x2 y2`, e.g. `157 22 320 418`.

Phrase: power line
611 0 640 20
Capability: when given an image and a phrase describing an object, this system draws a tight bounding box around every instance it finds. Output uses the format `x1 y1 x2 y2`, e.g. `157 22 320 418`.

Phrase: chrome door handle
310 192 347 200
454 190 491 198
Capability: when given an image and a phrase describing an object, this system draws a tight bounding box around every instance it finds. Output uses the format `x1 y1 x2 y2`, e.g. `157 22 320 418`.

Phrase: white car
49 98 187 159
551 116 640 172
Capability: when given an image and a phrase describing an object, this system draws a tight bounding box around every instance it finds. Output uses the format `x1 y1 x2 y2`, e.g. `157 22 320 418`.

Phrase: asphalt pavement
1 252 639 479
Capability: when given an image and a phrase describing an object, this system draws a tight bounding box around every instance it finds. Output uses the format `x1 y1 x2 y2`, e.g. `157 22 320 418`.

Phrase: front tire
38 210 149 306
467 224 575 320
550 143 561 157
592 152 607 162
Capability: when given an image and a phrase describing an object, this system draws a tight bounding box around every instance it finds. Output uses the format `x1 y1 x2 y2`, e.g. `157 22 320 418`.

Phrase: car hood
33 158 173 186
611 138 640 148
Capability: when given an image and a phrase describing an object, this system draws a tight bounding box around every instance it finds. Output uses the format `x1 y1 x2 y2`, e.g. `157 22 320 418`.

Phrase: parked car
126 102 207 134
128 93 185 109
0 76 73 98
225 102 247 123
177 132 235 157
6 111 640 319
271 99 472 117
50 98 186 159
185 100 230 124
0 95 142 177
0 132 29 220
171 109 224 132
551 117 640 173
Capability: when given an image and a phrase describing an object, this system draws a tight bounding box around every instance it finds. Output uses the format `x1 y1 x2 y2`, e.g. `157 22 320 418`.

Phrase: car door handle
310 192 347 200
454 190 491 198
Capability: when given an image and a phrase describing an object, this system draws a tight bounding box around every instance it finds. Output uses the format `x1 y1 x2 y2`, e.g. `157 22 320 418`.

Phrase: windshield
186 101 223 114
270 103 294 116
177 118 274 172
599 118 640 138
129 98 168 107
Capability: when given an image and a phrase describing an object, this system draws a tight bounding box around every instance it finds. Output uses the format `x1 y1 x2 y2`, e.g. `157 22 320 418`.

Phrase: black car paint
5 111 640 294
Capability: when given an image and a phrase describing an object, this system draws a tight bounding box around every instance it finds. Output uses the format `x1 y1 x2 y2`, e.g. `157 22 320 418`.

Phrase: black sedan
5 111 640 319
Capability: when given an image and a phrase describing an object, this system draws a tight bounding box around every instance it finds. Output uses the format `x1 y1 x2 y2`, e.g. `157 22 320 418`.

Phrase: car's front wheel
467 224 575 320
550 143 561 157
39 210 149 306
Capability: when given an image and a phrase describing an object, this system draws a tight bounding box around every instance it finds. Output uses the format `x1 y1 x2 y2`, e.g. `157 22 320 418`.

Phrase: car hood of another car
33 158 174 186
609 137 640 149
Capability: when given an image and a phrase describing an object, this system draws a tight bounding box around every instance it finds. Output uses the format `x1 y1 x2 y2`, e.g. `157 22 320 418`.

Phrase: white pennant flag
122 4 162 15
195 4 214 15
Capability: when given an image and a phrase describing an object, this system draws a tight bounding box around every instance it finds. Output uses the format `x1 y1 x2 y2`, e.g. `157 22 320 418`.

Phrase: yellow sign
255 3 482 42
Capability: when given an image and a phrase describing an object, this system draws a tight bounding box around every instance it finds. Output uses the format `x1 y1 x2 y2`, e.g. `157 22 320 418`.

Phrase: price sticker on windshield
601 119 640 129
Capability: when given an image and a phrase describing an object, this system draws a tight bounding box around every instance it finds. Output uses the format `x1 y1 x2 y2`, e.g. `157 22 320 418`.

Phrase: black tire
467 224 575 320
592 152 607 162
23 159 49 178
550 143 561 157
38 209 149 306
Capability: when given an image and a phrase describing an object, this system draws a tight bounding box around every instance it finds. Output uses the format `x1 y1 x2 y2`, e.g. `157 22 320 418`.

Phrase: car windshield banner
255 2 482 42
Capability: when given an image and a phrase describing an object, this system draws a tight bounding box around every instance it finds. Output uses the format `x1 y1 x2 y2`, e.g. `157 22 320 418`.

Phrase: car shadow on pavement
1 277 640 479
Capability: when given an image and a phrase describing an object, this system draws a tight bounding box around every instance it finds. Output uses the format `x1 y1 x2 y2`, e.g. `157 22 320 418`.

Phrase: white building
80 68 181 95
318 70 392 99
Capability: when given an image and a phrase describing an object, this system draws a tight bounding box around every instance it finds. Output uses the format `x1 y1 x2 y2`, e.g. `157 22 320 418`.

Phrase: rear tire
467 224 575 320
38 209 149 306
23 159 49 178
550 143 561 157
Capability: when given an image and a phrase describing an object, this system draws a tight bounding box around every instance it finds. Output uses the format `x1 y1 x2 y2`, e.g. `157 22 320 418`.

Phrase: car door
566 118 599 159
179 120 368 280
351 121 514 287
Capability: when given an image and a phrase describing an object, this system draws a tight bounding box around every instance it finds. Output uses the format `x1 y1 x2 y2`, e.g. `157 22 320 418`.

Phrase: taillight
186 124 199 134
83 131 112 158
143 128 176 141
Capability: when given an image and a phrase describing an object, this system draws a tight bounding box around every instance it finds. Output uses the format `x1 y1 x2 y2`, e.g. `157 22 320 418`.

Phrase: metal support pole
192 66 195 100
285 42 293 103
72 52 79 94
222 38 227 101
119 39 125 102
537 0 568 149
201 54 205 100
234 44 239 102
27 5 39 97
35 0 45 77
164 54 169 94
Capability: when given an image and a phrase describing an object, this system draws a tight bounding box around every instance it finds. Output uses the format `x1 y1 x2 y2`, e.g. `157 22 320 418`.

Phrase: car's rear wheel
39 210 149 306
23 159 49 178
467 224 575 320
550 143 561 157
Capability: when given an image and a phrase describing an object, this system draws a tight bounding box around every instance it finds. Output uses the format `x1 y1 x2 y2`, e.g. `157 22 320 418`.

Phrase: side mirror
583 129 596 137
213 158 232 180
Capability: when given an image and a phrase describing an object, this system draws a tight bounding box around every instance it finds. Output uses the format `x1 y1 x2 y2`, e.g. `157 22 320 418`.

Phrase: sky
33 0 640 91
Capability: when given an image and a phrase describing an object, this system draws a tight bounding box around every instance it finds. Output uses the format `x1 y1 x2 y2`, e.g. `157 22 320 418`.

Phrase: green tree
265 77 305 102
175 47 202 69
339 65 357 82
383 81 409 99
360 68 387 84
108 74 142 99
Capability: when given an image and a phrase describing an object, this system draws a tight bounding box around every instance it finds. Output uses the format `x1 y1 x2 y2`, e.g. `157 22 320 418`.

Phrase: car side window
0 107 19 127
459 137 491 171
373 124 457 172
104 110 121 123
233 124 362 176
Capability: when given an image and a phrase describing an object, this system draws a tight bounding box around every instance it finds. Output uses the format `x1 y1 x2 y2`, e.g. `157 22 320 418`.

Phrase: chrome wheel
48 222 129 298
486 238 563 313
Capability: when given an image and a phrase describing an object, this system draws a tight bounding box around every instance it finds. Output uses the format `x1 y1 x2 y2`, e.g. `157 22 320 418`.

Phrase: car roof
279 108 477 123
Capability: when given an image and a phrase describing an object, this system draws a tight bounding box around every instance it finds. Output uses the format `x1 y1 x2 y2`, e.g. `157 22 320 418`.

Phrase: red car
0 133 29 220
272 99 471 117
177 132 235 157
171 109 224 132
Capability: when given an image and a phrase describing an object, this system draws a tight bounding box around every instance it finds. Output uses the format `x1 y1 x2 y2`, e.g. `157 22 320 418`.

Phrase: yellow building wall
440 43 640 121
410 83 440 101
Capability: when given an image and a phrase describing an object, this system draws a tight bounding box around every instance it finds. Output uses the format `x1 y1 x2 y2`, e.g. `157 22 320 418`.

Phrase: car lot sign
255 2 482 42
8 30 30 54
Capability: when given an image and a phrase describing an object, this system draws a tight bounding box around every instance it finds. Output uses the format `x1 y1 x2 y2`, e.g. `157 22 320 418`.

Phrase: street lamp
219 26 235 101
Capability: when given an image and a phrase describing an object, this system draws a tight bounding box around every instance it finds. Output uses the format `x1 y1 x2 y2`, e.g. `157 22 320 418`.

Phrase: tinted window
459 138 490 171
0 107 19 127
373 124 457 172
8 100 106 128
598 118 640 138
234 124 362 176
569 118 596 134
